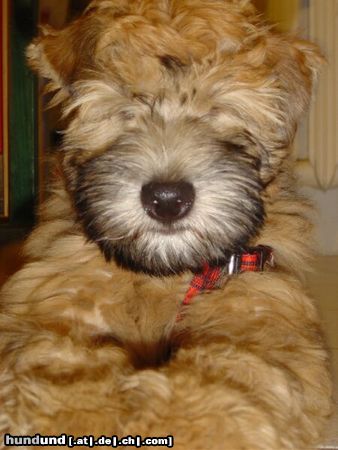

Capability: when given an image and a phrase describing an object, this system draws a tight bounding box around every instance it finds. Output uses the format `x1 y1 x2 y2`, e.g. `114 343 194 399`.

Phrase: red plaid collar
177 245 274 320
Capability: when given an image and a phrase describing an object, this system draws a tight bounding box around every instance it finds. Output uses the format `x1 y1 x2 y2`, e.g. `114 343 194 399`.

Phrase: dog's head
27 0 322 275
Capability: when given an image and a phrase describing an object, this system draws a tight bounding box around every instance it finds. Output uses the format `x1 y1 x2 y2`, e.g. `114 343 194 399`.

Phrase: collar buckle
228 245 274 275
177 245 275 322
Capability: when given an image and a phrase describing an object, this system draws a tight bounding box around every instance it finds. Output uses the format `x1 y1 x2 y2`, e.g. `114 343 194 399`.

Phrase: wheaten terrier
0 1 332 449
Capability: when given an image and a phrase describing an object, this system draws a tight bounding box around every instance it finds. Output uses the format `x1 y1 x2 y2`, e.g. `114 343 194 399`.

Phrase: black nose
141 181 195 223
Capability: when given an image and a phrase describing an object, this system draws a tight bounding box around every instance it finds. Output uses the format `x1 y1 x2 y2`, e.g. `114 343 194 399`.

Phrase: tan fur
0 1 332 449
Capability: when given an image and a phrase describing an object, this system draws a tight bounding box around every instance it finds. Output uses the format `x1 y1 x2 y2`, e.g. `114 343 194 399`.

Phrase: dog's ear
284 37 323 114
234 33 324 155
26 15 98 102
269 35 324 143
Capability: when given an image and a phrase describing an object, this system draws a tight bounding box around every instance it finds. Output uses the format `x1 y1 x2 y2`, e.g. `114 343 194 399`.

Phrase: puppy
0 1 332 449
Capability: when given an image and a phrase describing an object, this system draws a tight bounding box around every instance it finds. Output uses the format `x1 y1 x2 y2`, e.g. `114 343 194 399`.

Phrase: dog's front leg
119 284 331 450
0 266 331 450
119 342 286 450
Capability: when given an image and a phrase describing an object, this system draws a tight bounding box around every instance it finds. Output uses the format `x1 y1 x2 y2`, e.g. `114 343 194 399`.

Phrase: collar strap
181 245 274 311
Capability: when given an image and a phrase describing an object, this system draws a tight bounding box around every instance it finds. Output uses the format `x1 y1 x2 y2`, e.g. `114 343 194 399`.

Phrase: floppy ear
27 26 76 86
217 32 324 181
269 35 324 144
293 39 323 86
240 33 324 153
26 14 99 103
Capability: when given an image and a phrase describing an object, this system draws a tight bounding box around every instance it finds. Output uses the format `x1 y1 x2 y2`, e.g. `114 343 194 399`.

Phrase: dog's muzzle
141 181 195 223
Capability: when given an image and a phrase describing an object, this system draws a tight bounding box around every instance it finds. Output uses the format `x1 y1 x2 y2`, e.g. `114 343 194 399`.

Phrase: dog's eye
219 140 247 153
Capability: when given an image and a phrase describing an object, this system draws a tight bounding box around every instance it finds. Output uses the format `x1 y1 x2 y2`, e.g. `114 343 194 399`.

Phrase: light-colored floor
308 256 338 449
0 244 337 446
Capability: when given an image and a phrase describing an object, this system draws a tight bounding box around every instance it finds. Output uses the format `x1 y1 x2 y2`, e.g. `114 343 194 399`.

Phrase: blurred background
0 0 337 446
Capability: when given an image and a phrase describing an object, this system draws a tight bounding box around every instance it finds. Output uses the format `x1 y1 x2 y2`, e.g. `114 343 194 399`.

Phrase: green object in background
0 0 38 243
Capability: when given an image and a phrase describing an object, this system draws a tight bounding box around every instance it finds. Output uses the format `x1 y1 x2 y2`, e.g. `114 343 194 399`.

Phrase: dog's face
27 0 321 276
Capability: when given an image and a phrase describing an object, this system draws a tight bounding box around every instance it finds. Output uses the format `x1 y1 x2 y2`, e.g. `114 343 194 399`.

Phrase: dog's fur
0 1 332 448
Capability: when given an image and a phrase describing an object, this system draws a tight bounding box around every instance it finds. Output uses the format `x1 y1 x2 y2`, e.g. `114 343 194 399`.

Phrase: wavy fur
1 1 332 449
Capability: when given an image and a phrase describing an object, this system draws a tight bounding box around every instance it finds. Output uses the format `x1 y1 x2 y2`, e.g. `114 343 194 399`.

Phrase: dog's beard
73 146 265 276
105 231 242 276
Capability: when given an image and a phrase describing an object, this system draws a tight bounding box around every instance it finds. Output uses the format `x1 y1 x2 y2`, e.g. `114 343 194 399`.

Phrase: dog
0 1 332 449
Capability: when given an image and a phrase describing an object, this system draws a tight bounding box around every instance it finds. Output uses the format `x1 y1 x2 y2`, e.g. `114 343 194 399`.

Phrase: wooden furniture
0 0 38 244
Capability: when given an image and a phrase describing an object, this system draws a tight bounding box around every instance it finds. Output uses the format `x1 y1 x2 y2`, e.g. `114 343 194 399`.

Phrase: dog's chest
73 274 189 368
120 278 188 368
